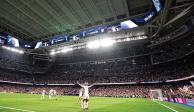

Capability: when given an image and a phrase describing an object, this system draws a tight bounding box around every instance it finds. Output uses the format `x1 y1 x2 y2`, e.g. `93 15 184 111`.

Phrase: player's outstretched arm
77 81 84 87
88 84 94 88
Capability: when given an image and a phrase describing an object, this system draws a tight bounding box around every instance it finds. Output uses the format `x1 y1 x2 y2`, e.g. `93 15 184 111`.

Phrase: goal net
150 89 163 101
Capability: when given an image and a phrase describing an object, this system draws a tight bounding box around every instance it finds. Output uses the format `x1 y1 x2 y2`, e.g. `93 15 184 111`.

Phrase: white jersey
83 86 90 96
42 90 46 95
53 90 56 95
82 85 92 99
41 90 46 99
49 89 54 96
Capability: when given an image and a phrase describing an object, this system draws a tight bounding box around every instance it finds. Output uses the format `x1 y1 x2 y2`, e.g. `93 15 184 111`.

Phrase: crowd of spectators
0 48 32 73
0 54 194 84
35 56 194 84
0 69 33 83
0 83 193 99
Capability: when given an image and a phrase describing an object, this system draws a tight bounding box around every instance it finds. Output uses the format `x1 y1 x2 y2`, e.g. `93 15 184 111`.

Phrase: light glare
2 46 24 54
100 38 115 47
87 40 100 49
50 51 56 56
62 48 73 53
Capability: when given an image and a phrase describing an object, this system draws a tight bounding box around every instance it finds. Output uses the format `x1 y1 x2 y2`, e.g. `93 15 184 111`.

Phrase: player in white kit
49 89 54 100
41 90 46 100
77 82 93 111
53 89 57 100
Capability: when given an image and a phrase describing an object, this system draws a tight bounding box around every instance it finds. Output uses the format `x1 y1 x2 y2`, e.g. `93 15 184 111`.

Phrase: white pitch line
153 100 178 112
0 106 36 112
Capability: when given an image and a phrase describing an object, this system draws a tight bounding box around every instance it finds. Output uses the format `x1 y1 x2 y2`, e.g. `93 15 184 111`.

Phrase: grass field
0 93 194 112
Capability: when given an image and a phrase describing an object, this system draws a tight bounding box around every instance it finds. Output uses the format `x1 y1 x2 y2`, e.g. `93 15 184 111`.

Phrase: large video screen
34 42 43 49
132 11 156 24
152 0 162 12
120 20 138 29
6 35 20 47
50 36 68 45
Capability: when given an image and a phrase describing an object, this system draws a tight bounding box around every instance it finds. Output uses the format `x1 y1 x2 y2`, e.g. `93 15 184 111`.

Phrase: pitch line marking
0 106 36 112
153 100 178 112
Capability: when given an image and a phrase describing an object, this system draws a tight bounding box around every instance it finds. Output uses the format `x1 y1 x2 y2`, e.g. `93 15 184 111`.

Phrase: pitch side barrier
165 75 194 83
0 80 33 85
163 96 194 108
162 75 194 108
0 75 194 86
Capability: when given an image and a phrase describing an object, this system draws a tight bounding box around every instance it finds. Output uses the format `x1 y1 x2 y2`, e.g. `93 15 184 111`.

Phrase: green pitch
0 93 194 112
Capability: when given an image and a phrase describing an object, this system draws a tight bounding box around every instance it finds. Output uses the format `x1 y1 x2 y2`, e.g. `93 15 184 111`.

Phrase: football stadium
0 0 194 112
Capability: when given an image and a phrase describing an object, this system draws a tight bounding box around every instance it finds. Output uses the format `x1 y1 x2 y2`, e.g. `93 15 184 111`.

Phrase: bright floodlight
87 40 100 49
19 51 24 54
100 38 115 47
2 46 24 54
62 48 72 53
50 51 56 56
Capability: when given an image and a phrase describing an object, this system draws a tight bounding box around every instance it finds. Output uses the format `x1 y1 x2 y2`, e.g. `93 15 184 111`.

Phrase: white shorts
83 94 89 99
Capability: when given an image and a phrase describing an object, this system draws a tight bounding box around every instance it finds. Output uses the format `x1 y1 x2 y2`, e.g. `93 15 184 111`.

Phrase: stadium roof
0 0 152 42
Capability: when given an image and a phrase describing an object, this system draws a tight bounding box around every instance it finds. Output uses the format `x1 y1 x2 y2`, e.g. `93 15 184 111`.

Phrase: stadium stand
0 1 194 111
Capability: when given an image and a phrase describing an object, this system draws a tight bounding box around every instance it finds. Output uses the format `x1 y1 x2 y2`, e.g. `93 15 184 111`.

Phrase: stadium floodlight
13 48 24 54
50 48 72 55
126 38 131 41
50 51 56 56
61 48 72 53
10 47 15 52
100 38 115 47
18 50 24 54
87 40 100 49
2 46 24 54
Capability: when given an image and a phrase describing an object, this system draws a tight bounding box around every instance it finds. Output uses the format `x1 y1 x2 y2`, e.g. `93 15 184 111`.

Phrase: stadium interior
0 0 194 112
